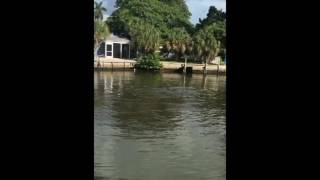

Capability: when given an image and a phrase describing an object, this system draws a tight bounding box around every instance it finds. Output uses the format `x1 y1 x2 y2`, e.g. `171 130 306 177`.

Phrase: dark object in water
177 65 193 74
186 66 193 74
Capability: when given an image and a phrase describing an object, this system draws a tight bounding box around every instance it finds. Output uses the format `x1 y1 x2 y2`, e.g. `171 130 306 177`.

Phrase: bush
134 54 163 70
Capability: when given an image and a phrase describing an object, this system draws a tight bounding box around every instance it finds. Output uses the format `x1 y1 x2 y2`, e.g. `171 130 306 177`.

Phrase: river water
94 71 226 180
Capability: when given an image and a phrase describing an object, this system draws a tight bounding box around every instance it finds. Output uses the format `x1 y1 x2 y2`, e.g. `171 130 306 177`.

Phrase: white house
97 34 131 59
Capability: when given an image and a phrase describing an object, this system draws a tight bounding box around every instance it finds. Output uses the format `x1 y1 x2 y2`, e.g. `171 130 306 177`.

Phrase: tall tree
165 28 190 58
94 1 107 21
196 6 226 30
159 0 191 18
195 6 226 63
128 20 161 55
193 24 221 74
108 0 193 44
94 20 110 59
94 1 110 61
162 27 192 72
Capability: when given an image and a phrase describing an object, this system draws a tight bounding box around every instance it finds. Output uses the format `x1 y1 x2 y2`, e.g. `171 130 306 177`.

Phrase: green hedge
134 54 163 70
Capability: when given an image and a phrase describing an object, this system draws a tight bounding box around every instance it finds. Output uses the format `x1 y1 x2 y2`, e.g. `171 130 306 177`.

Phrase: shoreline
94 58 227 75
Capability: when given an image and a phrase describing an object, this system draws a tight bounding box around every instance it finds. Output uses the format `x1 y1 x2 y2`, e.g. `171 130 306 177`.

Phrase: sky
99 0 226 24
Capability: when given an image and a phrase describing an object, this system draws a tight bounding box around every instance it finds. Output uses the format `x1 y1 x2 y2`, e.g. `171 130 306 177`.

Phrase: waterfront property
97 34 131 59
94 60 226 75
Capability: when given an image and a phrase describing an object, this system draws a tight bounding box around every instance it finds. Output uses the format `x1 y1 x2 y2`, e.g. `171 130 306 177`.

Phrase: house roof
105 34 130 43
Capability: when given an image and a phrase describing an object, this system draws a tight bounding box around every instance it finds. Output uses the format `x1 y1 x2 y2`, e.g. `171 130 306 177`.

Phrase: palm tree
165 28 191 73
184 41 193 73
207 37 220 74
94 1 110 66
94 1 107 21
143 26 160 54
94 20 110 63
193 34 205 69
193 25 221 74
127 20 160 56
164 40 172 58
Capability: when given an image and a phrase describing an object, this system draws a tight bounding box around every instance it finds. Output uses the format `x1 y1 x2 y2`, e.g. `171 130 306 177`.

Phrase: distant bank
94 58 226 75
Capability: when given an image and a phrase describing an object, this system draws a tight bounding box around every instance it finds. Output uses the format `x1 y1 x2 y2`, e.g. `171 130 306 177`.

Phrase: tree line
94 0 226 71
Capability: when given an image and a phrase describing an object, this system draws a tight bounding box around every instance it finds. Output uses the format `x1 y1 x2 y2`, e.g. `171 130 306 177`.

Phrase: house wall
103 41 130 59
210 56 221 64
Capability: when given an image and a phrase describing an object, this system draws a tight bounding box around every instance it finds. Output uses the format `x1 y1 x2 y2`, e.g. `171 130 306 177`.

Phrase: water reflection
95 71 226 180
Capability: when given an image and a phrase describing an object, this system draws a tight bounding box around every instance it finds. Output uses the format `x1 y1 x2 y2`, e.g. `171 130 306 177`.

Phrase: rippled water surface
94 71 226 180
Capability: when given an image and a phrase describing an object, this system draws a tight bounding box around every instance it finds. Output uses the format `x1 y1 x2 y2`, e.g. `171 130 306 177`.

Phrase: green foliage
193 24 221 63
210 21 226 50
195 6 226 52
159 0 190 16
108 0 193 45
128 20 161 55
94 1 110 55
163 27 192 59
196 6 226 30
94 20 110 58
108 2 226 64
94 1 107 21
134 54 163 70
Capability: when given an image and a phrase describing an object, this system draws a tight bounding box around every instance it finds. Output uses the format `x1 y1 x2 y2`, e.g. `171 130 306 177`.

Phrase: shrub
134 54 163 70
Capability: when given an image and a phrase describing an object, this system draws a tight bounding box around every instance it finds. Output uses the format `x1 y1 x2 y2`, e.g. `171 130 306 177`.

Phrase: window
107 45 112 51
97 42 105 56
106 44 112 56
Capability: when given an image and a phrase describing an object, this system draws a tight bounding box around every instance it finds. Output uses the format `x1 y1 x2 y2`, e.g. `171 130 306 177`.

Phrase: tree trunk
203 58 208 75
217 58 220 75
212 56 219 75
94 40 101 68
94 47 99 60
183 56 187 74
94 40 101 60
